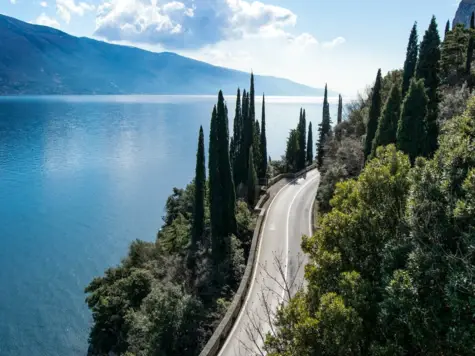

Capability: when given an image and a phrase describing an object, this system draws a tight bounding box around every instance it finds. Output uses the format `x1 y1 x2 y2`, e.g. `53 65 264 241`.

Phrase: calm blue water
0 95 337 356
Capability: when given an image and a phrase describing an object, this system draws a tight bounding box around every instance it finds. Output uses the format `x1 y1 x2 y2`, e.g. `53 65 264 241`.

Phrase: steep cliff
453 0 475 28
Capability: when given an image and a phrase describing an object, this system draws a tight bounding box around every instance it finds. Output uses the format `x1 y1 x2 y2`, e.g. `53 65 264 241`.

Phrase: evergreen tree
237 89 250 188
397 79 428 164
191 126 206 252
416 16 441 157
337 94 343 124
306 121 313 164
316 84 332 168
445 20 450 37
231 88 242 183
250 72 255 123
285 129 299 172
471 12 475 29
259 94 268 181
466 35 474 76
297 107 307 170
402 23 419 98
253 119 261 175
247 147 258 207
371 84 402 157
209 92 237 269
364 68 383 162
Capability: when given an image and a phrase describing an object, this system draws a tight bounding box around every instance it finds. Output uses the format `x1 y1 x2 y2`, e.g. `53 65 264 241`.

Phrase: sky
1 0 462 95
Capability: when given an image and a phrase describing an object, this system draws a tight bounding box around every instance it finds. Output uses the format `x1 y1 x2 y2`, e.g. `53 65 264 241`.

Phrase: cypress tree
285 129 299 172
306 121 313 164
471 12 475 29
259 94 268 181
397 79 428 164
237 89 249 187
364 69 383 162
253 119 261 175
371 84 402 157
466 35 474 76
231 88 242 183
247 147 258 207
297 107 306 170
416 16 441 157
250 72 255 123
316 83 332 168
337 94 343 124
402 23 419 98
445 20 450 37
191 126 206 251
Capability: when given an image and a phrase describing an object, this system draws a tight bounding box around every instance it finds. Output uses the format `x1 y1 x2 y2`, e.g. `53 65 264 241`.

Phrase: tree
253 119 261 175
402 23 419 98
471 11 475 29
231 88 242 185
371 83 401 156
364 68 382 162
259 94 268 182
306 121 313 164
285 129 299 172
445 19 450 37
247 147 258 207
297 107 307 170
466 34 474 76
191 126 206 253
397 79 428 163
416 16 441 157
337 94 343 124
316 84 332 168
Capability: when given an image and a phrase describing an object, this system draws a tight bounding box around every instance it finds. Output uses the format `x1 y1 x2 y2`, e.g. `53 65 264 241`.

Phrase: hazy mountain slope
0 14 329 96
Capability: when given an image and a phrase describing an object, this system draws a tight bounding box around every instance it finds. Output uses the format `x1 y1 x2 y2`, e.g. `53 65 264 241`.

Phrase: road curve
218 169 320 356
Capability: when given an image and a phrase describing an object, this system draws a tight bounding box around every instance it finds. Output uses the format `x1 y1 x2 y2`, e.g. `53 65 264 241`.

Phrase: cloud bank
94 0 318 49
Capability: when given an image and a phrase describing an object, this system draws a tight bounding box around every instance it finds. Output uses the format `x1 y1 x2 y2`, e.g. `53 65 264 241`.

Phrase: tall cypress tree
259 94 268 181
416 16 441 157
397 79 428 164
402 23 419 98
445 20 450 37
364 69 383 162
306 121 313 164
253 119 261 175
371 84 401 157
466 35 474 75
471 12 475 29
231 88 242 179
250 72 255 123
297 107 306 170
237 89 249 188
337 94 343 124
285 129 299 172
247 147 258 207
191 126 206 251
316 84 332 168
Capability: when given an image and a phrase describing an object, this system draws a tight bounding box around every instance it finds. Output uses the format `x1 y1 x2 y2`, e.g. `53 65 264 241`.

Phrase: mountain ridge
0 14 330 96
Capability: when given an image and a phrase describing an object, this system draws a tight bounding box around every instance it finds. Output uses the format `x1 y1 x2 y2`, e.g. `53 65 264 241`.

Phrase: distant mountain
453 0 475 29
0 14 330 96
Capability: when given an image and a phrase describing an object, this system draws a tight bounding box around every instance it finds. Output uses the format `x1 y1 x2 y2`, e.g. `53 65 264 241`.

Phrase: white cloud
56 0 95 24
322 36 346 49
32 13 61 28
93 0 317 49
40 1 48 7
10 0 16 4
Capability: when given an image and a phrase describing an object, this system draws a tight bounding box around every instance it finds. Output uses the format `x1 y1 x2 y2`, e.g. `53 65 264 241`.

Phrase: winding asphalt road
218 169 320 356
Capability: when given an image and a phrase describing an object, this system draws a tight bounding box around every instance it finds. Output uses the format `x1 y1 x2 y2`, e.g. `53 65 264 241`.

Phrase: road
218 169 320 356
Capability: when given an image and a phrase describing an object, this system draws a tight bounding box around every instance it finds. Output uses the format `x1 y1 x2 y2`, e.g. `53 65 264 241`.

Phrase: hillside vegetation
264 15 475 356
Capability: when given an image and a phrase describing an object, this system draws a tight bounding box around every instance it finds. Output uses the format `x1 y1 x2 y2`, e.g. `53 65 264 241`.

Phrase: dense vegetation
85 74 269 355
265 14 475 356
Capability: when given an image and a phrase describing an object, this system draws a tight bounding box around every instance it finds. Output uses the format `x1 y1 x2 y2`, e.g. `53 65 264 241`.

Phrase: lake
0 95 338 356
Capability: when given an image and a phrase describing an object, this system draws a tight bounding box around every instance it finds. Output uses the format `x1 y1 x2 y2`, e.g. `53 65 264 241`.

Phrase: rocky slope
453 0 475 28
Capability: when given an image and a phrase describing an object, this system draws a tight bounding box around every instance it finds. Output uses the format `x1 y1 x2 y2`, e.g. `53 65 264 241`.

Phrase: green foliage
265 96 475 356
337 94 343 125
402 23 419 97
231 88 242 186
285 129 300 173
297 108 307 170
438 82 471 124
397 79 428 163
191 126 206 253
371 84 401 157
416 16 441 157
259 94 268 181
364 69 382 161
306 121 313 164
441 24 470 86
445 19 450 37
253 119 261 176
317 84 332 168
247 147 258 207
